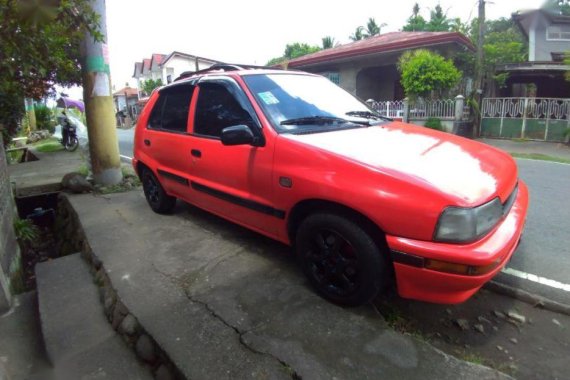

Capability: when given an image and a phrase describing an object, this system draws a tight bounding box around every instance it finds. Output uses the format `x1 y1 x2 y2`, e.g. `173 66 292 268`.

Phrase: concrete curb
55 195 184 379
484 280 570 317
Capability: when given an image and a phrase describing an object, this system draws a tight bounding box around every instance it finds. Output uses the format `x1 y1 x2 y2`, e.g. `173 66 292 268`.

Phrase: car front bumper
386 180 529 304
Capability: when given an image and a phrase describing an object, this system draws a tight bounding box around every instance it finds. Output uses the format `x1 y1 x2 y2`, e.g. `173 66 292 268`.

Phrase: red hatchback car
133 64 528 306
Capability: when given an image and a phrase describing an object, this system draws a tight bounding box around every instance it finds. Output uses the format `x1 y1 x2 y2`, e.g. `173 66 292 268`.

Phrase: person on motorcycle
60 110 72 145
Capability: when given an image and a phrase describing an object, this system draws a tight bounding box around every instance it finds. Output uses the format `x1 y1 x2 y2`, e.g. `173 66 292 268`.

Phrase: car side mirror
221 125 255 146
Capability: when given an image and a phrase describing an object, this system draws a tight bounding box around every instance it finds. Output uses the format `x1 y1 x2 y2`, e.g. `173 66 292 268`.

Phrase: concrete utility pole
81 0 122 185
473 0 486 137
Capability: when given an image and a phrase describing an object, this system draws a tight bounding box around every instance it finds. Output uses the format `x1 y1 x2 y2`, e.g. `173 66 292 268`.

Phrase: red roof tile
287 31 474 68
151 54 167 68
113 87 139 97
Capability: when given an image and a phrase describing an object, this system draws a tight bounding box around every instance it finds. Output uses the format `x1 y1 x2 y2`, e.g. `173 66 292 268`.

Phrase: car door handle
144 139 151 146
191 149 201 158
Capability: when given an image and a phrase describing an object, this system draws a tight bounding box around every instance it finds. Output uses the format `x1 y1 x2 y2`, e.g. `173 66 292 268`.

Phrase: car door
141 83 195 198
187 77 280 236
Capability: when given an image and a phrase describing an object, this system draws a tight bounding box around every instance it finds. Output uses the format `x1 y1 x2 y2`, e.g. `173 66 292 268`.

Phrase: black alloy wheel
141 168 176 214
296 213 387 306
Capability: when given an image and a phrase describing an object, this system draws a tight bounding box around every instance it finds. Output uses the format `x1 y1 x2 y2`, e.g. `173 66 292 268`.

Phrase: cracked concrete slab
68 191 512 380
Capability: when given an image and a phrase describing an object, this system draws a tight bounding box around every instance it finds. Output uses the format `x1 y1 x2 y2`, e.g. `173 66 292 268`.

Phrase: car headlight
434 198 503 243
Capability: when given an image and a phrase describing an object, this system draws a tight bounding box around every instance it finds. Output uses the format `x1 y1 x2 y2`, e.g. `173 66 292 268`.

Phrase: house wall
356 65 400 101
301 48 460 101
160 56 217 83
531 14 570 61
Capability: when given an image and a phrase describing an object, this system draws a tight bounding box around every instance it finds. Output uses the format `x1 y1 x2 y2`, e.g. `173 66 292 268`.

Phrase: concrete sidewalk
478 138 570 161
67 191 511 379
7 149 84 196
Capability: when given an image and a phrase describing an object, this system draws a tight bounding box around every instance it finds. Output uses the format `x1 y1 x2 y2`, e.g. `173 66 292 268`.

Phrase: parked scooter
58 111 79 151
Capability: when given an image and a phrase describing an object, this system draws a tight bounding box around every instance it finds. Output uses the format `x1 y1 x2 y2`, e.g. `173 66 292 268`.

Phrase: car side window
147 85 194 132
194 82 256 138
147 95 166 130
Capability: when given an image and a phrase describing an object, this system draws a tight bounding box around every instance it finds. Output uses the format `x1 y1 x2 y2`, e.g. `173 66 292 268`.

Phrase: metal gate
481 98 570 141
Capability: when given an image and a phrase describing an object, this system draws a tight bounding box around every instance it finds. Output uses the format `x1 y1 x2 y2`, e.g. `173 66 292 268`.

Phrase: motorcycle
61 119 79 152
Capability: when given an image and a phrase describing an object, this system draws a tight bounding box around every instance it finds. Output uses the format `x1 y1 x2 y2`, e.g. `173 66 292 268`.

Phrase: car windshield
243 73 385 134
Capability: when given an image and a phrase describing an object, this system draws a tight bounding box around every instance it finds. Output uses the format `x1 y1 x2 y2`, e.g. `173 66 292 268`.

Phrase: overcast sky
99 0 543 91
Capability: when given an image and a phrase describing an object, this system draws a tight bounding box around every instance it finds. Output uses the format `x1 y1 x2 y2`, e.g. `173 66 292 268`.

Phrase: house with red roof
112 87 139 120
283 31 474 101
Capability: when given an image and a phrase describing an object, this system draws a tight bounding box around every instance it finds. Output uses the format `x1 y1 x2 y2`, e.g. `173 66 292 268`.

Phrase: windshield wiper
345 111 391 121
280 116 349 125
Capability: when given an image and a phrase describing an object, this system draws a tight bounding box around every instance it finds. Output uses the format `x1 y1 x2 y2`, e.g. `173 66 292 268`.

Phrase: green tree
322 36 336 49
266 42 321 65
284 43 321 59
34 105 56 133
426 4 451 31
364 18 386 38
350 26 365 41
542 0 570 15
458 17 527 88
398 49 461 99
141 79 163 96
0 0 100 144
402 3 427 32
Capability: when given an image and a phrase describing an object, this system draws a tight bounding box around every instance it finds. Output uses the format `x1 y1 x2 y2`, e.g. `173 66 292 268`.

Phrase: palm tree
322 36 336 49
364 18 386 38
350 26 364 41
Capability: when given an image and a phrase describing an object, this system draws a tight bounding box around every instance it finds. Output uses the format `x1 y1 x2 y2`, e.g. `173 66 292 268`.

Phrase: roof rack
174 63 286 82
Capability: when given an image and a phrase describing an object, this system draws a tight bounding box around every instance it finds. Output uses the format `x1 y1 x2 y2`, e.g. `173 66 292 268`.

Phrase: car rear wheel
296 213 387 306
141 168 176 214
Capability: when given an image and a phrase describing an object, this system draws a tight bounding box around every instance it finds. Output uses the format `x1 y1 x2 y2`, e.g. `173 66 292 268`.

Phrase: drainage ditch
14 192 65 292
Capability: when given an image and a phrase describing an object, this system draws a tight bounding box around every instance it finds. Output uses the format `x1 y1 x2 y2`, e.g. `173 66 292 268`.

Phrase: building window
321 72 340 85
546 25 570 41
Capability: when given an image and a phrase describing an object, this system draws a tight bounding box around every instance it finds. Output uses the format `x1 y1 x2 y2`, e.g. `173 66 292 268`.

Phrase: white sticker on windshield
258 91 279 105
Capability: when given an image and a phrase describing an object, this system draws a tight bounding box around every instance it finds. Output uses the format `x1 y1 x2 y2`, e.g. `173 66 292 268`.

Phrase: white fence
369 100 405 118
481 97 570 141
482 98 570 120
368 98 466 120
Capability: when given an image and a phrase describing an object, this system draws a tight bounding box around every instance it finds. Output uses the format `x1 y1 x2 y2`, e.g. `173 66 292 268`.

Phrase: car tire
141 168 176 214
296 213 387 306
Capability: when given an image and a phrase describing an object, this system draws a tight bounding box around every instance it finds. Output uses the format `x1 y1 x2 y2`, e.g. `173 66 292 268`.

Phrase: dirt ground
374 288 570 380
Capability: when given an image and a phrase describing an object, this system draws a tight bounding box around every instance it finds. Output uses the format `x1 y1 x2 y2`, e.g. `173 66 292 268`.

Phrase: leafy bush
34 105 56 133
398 49 461 99
424 117 444 131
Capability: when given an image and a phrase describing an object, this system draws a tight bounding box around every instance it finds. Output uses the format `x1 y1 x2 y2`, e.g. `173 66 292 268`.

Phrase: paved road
494 159 570 306
116 127 570 305
116 128 134 162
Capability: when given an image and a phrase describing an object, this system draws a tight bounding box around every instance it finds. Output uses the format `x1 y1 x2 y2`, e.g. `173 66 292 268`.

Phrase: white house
133 52 220 97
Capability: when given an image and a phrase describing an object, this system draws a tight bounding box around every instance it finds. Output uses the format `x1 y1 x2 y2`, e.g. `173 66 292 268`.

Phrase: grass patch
32 137 63 153
7 149 24 163
461 353 485 365
95 167 141 194
77 163 89 176
510 152 570 164
376 303 426 341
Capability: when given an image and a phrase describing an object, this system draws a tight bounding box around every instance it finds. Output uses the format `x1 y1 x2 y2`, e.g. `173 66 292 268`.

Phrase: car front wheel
141 168 176 214
296 213 387 306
